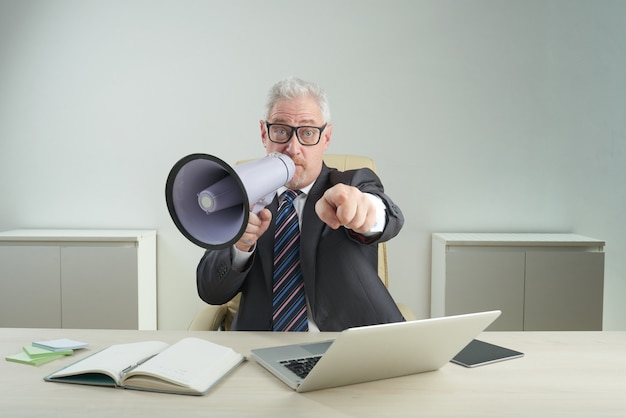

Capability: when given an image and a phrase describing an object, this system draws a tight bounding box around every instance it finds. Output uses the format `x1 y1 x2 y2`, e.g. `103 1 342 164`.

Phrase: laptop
249 310 501 392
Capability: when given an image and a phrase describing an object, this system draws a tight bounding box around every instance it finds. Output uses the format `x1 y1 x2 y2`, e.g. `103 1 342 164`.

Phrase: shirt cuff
231 244 254 271
362 193 387 236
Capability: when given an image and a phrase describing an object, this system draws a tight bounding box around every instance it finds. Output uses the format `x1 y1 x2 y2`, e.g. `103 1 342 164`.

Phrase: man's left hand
315 184 377 234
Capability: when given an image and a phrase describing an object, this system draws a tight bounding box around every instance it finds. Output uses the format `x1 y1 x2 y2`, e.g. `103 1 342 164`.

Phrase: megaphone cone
165 153 295 249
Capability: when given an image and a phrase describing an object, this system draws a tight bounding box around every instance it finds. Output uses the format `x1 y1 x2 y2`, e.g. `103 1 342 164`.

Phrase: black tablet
452 339 524 368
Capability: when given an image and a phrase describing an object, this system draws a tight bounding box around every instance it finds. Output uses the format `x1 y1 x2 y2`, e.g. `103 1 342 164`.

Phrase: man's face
260 94 332 189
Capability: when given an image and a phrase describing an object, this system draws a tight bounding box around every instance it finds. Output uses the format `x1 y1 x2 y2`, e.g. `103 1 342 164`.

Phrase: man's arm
322 167 404 243
196 247 250 306
196 205 272 305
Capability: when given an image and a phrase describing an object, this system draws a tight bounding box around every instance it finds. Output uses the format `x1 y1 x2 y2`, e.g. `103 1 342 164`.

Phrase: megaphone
165 152 295 249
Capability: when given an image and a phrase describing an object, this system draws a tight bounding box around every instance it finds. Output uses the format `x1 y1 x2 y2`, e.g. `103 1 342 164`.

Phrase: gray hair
265 77 331 123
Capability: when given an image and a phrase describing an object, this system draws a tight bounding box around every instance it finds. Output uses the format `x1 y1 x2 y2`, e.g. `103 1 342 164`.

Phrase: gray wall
1 0 624 330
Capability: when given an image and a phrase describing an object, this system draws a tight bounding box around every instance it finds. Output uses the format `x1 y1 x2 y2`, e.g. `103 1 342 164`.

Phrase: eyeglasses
265 122 327 146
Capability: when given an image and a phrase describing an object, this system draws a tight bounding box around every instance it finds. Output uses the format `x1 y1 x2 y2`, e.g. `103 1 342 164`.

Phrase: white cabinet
431 233 605 331
0 230 157 330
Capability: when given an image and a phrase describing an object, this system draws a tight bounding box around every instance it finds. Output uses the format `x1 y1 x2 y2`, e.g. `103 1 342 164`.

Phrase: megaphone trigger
252 191 278 214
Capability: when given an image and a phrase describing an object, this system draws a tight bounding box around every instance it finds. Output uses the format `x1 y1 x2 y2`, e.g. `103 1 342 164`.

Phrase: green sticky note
23 345 73 358
5 351 66 366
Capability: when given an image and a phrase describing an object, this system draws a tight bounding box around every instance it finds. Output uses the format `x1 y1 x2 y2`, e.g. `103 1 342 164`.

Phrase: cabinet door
524 251 604 331
0 245 62 327
446 250 525 331
61 244 138 329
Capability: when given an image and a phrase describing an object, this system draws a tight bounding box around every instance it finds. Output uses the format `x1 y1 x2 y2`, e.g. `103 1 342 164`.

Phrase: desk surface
2 329 625 417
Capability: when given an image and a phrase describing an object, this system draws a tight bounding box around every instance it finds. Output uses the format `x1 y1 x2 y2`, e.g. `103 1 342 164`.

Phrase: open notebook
45 337 244 396
250 310 501 392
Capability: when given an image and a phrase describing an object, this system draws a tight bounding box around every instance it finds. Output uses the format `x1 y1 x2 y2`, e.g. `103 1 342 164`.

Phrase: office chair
188 154 415 330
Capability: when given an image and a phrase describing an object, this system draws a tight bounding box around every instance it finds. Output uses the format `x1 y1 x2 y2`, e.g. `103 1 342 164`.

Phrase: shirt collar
277 181 314 199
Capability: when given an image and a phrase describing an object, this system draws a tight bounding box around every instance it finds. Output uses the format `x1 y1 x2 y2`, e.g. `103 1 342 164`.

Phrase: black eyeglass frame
265 122 327 146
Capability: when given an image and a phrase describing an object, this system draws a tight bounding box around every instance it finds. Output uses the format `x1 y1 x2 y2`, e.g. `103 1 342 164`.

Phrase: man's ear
321 123 333 150
259 120 269 147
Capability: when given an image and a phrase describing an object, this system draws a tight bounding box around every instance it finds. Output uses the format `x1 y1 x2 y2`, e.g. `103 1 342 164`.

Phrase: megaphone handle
252 191 278 214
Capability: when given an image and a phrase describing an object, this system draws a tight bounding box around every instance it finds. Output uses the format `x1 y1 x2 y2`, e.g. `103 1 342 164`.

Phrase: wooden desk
2 329 625 417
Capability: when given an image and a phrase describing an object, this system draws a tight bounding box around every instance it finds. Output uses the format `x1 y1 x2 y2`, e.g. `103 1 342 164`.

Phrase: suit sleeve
196 247 251 305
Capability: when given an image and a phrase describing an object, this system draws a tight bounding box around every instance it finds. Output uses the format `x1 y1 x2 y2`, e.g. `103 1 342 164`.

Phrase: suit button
218 264 228 278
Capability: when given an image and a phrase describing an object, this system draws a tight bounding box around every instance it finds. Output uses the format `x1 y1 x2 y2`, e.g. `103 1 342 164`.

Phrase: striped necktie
272 189 308 331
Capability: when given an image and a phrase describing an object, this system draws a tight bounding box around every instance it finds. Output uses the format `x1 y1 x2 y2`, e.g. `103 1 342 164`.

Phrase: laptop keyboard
280 356 322 379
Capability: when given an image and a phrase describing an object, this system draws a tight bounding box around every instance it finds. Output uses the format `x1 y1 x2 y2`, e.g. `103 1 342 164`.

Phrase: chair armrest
188 304 229 331
397 303 417 321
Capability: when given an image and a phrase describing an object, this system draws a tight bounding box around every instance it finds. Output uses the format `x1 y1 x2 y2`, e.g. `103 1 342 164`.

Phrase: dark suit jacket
196 163 405 331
